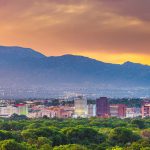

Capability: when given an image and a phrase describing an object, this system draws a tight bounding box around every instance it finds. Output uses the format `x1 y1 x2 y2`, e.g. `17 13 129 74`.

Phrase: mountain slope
0 46 150 89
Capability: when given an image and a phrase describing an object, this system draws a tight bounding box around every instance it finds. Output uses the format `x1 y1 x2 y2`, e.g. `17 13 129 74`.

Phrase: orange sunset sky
0 0 150 64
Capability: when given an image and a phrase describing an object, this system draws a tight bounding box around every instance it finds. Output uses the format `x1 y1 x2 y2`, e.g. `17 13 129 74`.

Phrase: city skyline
0 0 150 64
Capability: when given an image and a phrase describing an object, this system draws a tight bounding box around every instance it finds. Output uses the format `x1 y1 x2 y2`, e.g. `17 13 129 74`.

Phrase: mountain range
0 46 150 90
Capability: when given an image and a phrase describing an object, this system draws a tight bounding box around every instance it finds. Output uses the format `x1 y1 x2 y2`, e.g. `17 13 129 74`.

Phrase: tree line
0 116 149 149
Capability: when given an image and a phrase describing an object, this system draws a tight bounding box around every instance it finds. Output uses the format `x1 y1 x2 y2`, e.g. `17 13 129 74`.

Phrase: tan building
74 96 87 118
28 106 73 118
110 104 126 118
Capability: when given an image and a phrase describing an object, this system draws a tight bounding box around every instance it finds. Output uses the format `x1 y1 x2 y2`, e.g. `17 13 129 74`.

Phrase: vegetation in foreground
0 115 149 150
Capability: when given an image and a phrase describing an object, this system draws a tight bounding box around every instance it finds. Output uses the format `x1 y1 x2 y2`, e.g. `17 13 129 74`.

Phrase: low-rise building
28 106 74 118
126 107 141 118
110 104 126 118
0 106 16 117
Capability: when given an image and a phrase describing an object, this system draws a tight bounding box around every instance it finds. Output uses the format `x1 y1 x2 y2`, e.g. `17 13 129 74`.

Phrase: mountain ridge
0 45 148 66
0 46 150 89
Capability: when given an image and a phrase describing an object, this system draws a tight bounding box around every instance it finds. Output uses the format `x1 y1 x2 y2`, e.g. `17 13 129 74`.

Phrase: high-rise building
88 104 96 117
96 97 110 117
74 96 87 118
141 100 150 118
110 104 126 118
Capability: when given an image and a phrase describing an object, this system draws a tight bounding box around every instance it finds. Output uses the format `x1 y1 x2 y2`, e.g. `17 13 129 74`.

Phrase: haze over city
0 0 150 64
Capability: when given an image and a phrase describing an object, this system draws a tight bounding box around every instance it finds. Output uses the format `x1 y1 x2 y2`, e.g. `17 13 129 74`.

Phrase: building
74 96 87 118
126 107 141 118
96 97 110 117
0 106 18 117
110 104 126 118
15 104 28 116
141 100 150 118
28 106 74 118
88 104 96 117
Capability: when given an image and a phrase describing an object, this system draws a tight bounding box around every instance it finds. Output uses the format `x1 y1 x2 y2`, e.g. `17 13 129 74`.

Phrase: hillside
0 46 150 89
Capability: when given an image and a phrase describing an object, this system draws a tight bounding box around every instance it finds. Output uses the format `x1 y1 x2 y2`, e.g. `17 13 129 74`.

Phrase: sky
0 0 150 64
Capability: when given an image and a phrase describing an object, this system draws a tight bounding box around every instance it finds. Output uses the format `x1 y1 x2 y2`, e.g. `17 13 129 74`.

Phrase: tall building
110 104 126 118
74 96 87 118
88 104 96 117
96 97 110 117
141 100 150 118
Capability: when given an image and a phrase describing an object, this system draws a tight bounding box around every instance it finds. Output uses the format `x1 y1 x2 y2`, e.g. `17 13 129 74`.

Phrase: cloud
0 0 149 58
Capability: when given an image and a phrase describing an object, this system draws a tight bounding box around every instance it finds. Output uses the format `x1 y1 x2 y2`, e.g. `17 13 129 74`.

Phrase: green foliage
10 114 28 120
0 139 27 150
109 98 142 107
128 139 150 150
111 146 123 150
0 117 148 149
53 144 88 150
109 127 140 145
21 127 66 146
0 130 12 141
131 119 145 129
62 127 105 145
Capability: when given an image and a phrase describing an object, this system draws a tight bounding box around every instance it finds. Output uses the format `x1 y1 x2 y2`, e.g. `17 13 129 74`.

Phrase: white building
126 107 141 118
0 106 18 117
88 104 96 117
0 104 28 118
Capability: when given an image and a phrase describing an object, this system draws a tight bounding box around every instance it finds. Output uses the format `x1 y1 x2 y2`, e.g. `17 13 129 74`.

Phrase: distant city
0 96 149 119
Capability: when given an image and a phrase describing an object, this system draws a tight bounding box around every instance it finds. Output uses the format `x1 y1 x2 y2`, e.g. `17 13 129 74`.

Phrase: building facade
141 100 150 118
126 107 141 118
15 104 28 116
110 104 126 118
96 97 110 117
88 104 96 117
74 96 87 118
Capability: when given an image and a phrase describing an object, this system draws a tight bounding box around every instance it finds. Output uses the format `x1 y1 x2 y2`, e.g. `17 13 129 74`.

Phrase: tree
62 127 105 145
0 139 27 150
10 114 28 120
42 115 49 119
21 127 66 146
36 137 52 149
39 144 52 150
53 144 88 150
0 130 12 140
128 139 150 150
141 129 150 139
109 127 140 145
111 146 123 150
131 120 145 129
